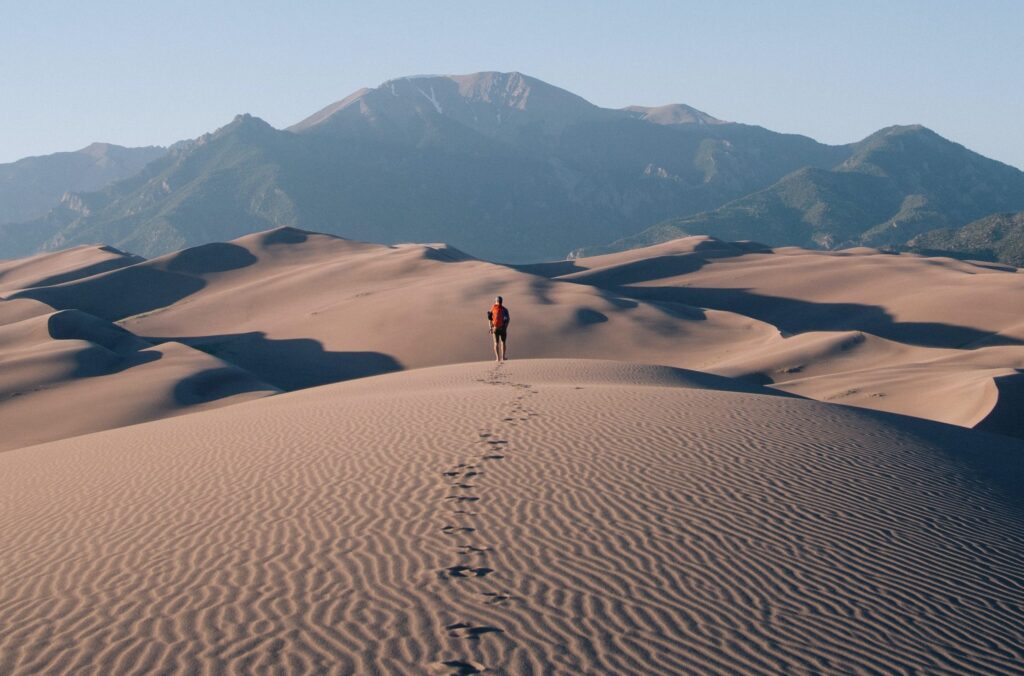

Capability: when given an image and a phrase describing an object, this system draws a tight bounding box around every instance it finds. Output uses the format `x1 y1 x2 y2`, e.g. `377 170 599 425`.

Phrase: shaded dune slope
0 298 278 451
0 244 142 294
0 360 1021 674
13 228 784 391
558 236 1024 435
2 227 1022 446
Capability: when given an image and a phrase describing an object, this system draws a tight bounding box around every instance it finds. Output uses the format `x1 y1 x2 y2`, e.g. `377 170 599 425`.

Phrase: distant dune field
3 227 1022 451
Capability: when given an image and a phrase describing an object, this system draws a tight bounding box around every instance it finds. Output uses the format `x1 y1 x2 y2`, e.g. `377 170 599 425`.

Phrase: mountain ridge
1 71 1019 264
576 124 1024 258
0 143 166 226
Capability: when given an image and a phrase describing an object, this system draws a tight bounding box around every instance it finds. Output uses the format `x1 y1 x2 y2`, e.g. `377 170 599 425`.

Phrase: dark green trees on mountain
909 211 1024 266
577 126 1024 260
0 73 847 262
2 73 1023 265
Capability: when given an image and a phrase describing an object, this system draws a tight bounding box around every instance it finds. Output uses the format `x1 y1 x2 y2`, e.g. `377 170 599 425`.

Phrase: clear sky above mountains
3 0 1022 168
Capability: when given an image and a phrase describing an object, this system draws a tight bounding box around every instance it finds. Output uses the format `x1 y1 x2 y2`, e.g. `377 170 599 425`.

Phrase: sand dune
2 227 1023 450
1 360 1021 674
3 231 1023 672
11 228 783 392
561 237 1024 345
558 236 1024 434
0 299 277 451
0 244 142 294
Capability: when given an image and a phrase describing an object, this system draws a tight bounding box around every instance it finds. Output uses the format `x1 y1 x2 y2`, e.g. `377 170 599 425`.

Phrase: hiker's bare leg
493 333 501 362
500 336 507 361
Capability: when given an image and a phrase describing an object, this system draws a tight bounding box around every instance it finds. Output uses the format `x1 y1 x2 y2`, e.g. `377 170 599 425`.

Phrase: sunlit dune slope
0 360 1021 674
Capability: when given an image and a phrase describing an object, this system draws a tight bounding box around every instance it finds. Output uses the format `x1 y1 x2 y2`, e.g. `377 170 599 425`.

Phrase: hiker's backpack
490 304 507 328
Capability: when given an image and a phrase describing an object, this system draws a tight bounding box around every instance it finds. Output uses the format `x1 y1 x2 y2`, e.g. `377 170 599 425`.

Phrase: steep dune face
0 298 277 451
562 238 1024 344
3 227 1022 447
16 228 781 391
0 360 1021 674
0 244 142 293
559 236 1024 434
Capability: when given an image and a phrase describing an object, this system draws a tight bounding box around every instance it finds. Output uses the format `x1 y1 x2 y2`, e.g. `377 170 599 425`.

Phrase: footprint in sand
441 525 475 535
444 469 480 478
439 565 493 579
429 659 487 675
445 495 480 503
444 465 479 477
481 454 504 461
480 592 512 606
485 440 507 446
455 545 491 556
449 483 475 490
445 622 504 639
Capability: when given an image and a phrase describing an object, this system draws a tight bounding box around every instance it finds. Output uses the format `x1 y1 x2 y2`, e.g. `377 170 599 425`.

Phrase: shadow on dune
165 242 258 274
11 242 259 321
47 309 161 377
261 227 309 245
593 285 1024 349
20 254 145 289
514 239 771 280
66 345 161 378
566 244 772 286
14 267 206 321
173 367 277 405
146 331 403 391
574 253 715 285
421 244 476 263
975 370 1024 439
861 408 1024 511
650 364 802 398
574 308 609 325
512 259 586 278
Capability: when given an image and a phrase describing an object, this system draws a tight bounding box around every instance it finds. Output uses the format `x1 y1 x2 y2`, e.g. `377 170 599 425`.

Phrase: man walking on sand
487 296 510 362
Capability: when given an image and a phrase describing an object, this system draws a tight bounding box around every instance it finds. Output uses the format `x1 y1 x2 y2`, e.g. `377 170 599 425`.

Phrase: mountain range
0 143 165 226
574 125 1024 258
1 72 1022 264
908 210 1024 266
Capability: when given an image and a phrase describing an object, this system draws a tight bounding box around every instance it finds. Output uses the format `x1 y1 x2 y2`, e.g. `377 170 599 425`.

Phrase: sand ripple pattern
1 359 1023 674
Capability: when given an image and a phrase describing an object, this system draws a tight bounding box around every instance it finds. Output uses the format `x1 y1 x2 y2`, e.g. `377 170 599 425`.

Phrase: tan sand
0 300 277 451
2 228 1022 449
0 359 1021 674
561 237 1024 344
13 229 781 392
0 244 140 294
560 236 1024 433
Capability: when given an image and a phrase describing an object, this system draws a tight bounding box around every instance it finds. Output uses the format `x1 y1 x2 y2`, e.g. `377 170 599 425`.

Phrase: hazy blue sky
2 1 1022 167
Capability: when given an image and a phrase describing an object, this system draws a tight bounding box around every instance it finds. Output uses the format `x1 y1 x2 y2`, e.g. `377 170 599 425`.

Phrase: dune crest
0 300 277 451
2 227 1023 450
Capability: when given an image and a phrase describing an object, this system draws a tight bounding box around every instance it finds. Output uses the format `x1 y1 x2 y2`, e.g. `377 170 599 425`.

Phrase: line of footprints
431 365 540 676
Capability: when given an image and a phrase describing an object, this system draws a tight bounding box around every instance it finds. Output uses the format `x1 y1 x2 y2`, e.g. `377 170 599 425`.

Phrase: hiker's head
495 296 503 305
